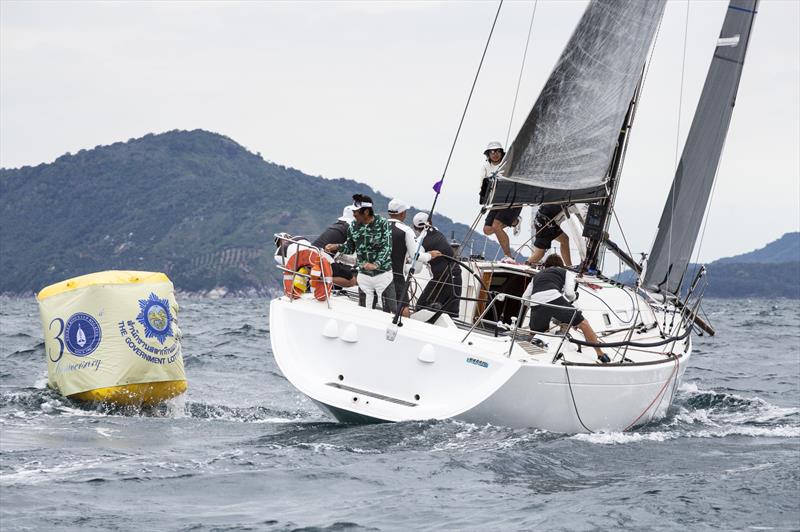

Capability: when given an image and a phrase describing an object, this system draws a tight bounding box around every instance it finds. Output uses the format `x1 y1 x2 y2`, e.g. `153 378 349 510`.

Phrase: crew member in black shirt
411 213 462 318
311 205 357 288
523 254 609 363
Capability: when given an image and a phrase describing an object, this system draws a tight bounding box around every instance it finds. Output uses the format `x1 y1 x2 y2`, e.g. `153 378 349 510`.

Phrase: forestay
643 0 759 295
487 0 666 207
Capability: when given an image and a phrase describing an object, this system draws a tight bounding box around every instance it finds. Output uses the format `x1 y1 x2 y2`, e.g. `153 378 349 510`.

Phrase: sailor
311 205 358 288
412 213 462 318
325 194 396 313
273 232 311 265
523 254 609 363
386 199 441 316
479 141 522 264
526 204 572 266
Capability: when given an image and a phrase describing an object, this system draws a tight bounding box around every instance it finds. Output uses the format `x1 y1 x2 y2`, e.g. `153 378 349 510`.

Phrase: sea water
1 296 798 531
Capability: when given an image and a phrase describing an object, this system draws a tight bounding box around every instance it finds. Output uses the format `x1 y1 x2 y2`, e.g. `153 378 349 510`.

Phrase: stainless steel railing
460 292 580 363
274 234 335 309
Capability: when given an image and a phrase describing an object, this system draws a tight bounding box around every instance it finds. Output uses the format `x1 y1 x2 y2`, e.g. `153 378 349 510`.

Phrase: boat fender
322 319 339 339
340 323 359 343
417 344 436 364
283 249 334 301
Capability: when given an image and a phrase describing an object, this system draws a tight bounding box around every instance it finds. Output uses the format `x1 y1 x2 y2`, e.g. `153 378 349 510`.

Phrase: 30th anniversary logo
47 292 179 368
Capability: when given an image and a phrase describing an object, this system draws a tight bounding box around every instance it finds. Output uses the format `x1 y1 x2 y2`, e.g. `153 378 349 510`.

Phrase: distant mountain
0 129 499 294
714 232 800 265
614 232 800 298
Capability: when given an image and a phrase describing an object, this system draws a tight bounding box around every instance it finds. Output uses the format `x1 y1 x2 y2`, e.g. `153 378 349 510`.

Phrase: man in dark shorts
526 204 572 266
523 254 609 363
479 141 521 263
311 206 357 288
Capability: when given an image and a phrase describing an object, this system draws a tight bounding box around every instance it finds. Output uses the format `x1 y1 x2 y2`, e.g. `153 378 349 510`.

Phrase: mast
581 72 644 273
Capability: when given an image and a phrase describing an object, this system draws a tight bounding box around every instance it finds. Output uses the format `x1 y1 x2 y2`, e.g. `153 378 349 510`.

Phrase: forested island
0 130 496 295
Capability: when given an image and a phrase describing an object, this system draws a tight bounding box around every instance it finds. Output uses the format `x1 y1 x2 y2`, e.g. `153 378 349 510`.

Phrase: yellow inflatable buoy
37 270 187 406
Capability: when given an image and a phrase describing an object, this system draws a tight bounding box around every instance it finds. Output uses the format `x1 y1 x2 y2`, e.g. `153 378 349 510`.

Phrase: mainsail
643 0 759 295
487 0 666 207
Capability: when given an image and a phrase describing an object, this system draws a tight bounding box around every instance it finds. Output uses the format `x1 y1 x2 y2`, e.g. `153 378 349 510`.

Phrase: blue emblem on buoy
64 312 102 356
136 293 174 345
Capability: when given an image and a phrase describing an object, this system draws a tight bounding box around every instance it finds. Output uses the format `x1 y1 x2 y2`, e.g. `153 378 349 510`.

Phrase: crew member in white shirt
479 141 522 263
386 199 441 316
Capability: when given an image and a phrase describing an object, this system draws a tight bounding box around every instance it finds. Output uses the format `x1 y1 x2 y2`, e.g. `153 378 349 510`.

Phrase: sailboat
269 0 758 433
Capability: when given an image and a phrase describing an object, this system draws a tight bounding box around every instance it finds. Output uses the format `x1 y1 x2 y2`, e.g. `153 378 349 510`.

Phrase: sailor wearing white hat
386 200 440 316
411 213 461 317
479 141 521 264
310 205 359 288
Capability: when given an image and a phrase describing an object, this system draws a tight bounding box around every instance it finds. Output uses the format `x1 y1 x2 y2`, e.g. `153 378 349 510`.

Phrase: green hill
0 129 498 294
714 232 800 265
615 233 800 298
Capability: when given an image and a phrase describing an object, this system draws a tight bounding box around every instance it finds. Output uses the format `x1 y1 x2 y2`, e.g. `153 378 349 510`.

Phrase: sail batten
643 0 758 295
486 0 666 207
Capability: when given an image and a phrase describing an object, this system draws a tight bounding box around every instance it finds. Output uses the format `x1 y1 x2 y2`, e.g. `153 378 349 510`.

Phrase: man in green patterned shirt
325 194 396 313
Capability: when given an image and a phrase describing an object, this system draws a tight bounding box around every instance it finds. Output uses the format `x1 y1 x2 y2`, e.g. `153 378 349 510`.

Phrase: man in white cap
387 199 441 316
274 232 311 265
479 141 521 263
311 205 358 288
411 213 461 317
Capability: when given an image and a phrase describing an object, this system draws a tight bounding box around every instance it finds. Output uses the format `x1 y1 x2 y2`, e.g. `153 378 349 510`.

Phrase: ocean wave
571 424 799 445
570 384 800 445
4 341 44 358
183 401 311 423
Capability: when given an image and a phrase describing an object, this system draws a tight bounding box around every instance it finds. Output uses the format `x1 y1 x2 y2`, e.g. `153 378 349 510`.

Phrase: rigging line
504 0 539 148
611 208 637 268
577 285 635 324
623 354 679 432
433 0 504 208
563 363 595 434
458 209 485 259
391 0 503 328
668 0 692 281
690 142 725 271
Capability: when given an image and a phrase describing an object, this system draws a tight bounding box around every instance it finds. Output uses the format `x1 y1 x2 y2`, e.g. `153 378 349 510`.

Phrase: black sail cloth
487 0 666 207
643 0 759 295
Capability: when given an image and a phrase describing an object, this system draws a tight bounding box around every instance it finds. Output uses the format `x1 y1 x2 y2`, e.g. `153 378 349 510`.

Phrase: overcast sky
2 0 798 263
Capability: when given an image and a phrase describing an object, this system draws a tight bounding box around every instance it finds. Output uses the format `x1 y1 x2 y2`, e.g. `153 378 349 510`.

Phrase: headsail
487 0 666 207
643 0 758 295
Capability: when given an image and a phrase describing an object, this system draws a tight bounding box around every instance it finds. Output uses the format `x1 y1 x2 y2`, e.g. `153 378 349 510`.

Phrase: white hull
269 277 691 433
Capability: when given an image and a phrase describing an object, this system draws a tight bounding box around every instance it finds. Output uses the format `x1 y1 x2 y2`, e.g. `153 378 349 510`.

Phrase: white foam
571 431 673 445
0 457 106 486
691 425 800 439
33 374 48 389
94 427 115 439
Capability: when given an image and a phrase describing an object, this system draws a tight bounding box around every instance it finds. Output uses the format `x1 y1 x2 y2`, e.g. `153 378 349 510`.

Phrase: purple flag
432 179 443 194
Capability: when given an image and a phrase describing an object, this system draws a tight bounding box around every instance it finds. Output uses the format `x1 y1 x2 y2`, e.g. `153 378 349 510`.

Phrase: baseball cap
387 199 409 214
412 212 429 229
338 205 355 223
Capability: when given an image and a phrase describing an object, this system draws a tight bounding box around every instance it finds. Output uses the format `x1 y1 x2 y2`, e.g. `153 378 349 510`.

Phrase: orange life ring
283 249 333 301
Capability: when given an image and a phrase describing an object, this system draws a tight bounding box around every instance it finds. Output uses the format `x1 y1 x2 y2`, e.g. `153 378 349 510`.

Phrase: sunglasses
488 149 503 154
